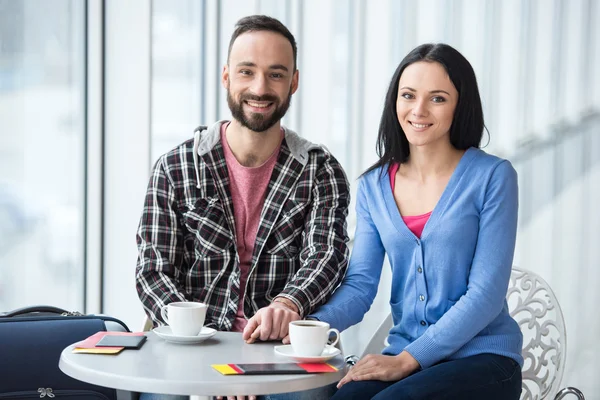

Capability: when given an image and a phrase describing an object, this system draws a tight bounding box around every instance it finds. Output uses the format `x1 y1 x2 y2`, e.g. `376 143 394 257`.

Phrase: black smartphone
95 334 147 349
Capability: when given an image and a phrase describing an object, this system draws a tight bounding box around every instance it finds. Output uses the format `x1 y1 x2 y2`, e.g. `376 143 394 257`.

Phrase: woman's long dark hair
363 43 485 176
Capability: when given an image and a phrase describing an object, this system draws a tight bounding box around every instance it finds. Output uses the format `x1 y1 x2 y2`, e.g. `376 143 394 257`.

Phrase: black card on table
95 334 147 349
235 363 309 375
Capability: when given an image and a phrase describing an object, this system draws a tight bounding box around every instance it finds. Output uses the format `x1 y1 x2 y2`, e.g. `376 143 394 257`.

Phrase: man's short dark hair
227 15 298 71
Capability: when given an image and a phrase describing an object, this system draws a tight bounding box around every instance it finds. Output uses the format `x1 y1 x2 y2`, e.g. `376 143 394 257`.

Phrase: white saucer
153 326 216 344
273 345 340 363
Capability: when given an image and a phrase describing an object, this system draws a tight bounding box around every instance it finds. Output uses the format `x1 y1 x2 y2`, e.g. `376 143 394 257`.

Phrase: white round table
59 331 345 397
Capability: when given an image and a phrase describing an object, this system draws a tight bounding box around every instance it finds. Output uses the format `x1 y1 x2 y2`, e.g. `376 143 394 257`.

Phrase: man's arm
275 152 351 317
135 156 189 327
243 152 350 343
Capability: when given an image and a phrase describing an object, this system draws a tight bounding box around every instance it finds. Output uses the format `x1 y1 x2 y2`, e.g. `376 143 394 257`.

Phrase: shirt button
419 295 425 301
417 266 423 273
416 239 420 246
420 320 427 326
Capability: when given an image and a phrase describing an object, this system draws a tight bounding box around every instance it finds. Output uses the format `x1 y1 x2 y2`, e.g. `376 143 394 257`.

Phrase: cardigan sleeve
404 160 519 368
309 177 386 331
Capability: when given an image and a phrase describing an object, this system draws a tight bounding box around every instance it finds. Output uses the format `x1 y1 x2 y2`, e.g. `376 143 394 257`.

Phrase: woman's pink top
389 163 431 238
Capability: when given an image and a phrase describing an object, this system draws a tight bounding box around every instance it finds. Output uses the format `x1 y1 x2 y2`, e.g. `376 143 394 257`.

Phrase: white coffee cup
289 320 340 357
160 301 207 336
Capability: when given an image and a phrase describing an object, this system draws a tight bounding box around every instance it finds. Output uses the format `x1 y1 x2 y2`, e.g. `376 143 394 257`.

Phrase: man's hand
243 299 300 343
337 351 420 389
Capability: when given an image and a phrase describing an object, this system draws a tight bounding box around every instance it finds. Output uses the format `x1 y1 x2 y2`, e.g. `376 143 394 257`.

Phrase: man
136 15 349 400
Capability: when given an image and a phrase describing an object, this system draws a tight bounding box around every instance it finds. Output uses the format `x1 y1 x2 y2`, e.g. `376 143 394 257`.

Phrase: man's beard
227 86 292 132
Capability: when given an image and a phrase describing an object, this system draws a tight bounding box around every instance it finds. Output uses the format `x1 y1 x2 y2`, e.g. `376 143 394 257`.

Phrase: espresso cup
160 301 207 336
289 320 340 357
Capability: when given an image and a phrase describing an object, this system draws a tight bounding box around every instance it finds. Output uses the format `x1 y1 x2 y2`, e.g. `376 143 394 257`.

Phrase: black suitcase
0 305 132 399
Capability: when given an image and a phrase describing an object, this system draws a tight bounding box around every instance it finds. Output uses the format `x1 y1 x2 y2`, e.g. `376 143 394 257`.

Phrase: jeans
139 383 337 400
331 353 522 400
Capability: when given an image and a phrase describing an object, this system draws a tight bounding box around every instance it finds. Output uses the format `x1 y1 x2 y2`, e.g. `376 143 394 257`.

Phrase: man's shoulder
303 144 347 181
158 121 222 164
155 138 196 168
165 138 196 156
285 129 343 171
283 128 332 161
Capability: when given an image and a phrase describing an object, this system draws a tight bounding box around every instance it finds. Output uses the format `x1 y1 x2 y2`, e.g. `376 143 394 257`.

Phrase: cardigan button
420 320 427 326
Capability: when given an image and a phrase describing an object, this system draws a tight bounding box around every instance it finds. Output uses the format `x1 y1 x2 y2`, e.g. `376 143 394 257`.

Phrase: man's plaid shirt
136 121 350 331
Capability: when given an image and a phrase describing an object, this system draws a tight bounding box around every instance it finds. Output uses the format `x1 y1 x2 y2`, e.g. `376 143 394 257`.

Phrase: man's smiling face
223 30 298 132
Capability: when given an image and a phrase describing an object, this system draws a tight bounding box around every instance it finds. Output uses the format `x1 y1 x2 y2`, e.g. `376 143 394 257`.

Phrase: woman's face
396 61 458 149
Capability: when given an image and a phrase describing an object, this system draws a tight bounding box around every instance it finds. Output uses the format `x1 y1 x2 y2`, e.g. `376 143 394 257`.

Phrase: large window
151 0 204 161
0 0 86 311
150 0 366 181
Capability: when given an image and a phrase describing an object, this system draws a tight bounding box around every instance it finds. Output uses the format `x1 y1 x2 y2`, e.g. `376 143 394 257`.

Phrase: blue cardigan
311 147 523 368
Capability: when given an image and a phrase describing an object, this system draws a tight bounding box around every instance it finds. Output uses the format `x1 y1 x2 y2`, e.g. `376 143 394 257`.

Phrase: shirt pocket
181 197 233 257
264 201 307 258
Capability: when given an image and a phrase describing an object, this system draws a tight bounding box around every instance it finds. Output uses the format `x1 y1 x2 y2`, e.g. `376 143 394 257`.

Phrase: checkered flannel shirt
135 123 350 331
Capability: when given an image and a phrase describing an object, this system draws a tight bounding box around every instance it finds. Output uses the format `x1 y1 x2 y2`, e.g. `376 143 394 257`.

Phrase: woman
309 43 523 399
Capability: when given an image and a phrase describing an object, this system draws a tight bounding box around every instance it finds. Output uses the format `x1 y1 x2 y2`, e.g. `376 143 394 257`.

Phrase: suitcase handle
0 305 71 318
0 306 131 332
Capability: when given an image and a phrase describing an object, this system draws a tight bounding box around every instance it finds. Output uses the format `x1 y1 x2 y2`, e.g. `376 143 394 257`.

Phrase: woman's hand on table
337 351 420 388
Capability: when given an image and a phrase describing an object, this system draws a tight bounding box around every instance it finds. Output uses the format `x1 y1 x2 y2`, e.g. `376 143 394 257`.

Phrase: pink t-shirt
389 163 431 238
221 123 282 332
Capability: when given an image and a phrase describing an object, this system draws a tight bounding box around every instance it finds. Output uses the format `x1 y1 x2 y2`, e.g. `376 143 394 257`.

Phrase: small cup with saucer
153 301 216 344
153 325 216 344
274 320 341 363
274 344 340 363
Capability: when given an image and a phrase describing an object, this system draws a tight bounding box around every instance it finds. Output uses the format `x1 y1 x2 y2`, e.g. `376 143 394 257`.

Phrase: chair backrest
141 315 153 332
360 313 392 358
507 266 566 400
362 266 567 400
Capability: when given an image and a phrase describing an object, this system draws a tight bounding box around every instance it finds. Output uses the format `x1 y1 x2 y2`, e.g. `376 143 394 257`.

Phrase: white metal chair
345 266 585 400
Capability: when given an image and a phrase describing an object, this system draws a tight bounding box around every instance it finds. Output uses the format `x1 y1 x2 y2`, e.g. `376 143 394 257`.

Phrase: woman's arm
309 177 387 331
